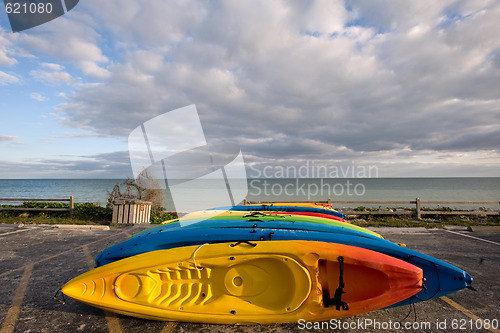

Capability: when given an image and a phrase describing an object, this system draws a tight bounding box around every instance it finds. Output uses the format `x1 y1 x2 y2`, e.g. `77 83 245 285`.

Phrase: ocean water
0 179 119 206
0 178 499 210
246 178 500 210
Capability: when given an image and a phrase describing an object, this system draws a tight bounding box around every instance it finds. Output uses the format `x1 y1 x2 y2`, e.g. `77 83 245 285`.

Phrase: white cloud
57 92 69 99
123 50 164 74
29 63 76 86
41 62 65 71
78 60 110 79
0 135 18 143
82 0 207 46
30 68 75 86
15 15 110 79
0 27 21 66
0 70 20 85
30 92 48 102
298 0 348 34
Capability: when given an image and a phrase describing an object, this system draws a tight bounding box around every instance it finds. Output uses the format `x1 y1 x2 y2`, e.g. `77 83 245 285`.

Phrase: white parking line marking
0 230 128 279
444 230 500 246
441 296 500 333
0 228 34 238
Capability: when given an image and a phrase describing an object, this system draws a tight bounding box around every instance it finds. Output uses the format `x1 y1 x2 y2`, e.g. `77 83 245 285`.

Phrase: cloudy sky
1 0 499 179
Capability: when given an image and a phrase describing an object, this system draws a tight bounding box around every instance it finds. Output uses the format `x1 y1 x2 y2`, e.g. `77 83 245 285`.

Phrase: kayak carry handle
230 241 257 247
243 212 267 217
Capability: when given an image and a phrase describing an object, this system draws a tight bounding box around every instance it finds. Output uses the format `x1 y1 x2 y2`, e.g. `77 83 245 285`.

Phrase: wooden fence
334 199 499 218
0 196 74 215
244 198 500 219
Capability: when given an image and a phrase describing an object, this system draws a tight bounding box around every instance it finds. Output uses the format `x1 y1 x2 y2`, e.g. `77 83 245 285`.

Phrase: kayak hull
95 226 472 307
65 241 423 324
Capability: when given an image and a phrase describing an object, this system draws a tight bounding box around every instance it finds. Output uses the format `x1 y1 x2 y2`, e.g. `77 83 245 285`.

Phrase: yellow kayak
245 202 335 209
62 241 423 324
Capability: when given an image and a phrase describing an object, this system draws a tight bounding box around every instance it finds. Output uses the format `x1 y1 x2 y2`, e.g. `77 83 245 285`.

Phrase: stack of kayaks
61 203 473 325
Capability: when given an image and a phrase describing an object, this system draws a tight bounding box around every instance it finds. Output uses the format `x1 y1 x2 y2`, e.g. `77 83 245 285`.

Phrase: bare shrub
107 171 167 215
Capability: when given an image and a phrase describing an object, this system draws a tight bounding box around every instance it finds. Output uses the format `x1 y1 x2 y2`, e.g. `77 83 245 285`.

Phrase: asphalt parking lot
0 223 499 333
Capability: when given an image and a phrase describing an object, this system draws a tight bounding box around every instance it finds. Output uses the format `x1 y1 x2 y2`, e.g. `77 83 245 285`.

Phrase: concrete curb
465 225 500 233
444 225 469 231
51 224 110 231
367 227 429 233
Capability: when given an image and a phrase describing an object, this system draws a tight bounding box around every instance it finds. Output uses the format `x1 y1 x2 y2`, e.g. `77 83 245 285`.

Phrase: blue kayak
129 218 382 240
211 205 346 219
95 226 473 308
